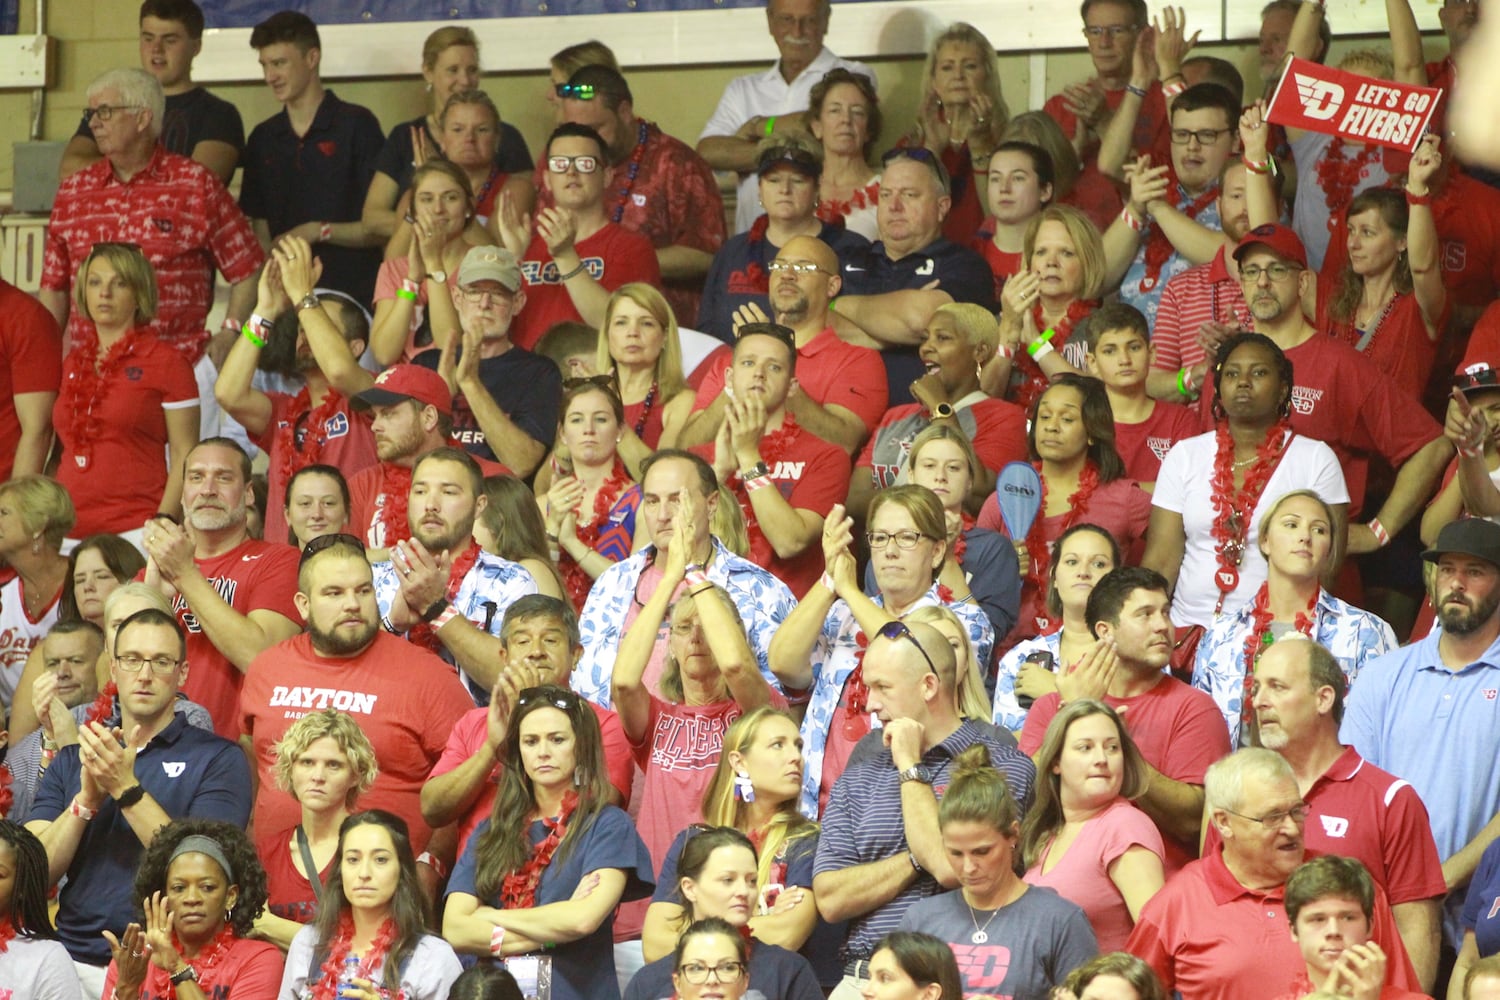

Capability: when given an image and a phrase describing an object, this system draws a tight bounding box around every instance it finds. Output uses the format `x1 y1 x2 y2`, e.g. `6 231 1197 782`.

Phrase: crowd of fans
9 0 1500 998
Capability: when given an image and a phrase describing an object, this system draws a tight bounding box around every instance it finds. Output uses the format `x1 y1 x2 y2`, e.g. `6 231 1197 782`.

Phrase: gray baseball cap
457 245 522 292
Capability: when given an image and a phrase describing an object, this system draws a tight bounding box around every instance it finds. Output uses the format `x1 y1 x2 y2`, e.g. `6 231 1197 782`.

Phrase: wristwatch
739 460 770 481
116 784 147 809
898 765 932 785
295 293 320 313
169 964 200 986
427 269 449 284
931 402 955 420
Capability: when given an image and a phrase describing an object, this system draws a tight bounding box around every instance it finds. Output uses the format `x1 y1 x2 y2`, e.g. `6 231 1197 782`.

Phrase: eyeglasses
1239 262 1302 283
1082 24 1137 39
876 620 939 677
517 686 580 711
115 654 182 676
548 154 600 174
82 104 145 125
677 962 747 985
866 529 933 551
554 82 599 100
299 532 366 567
768 260 828 276
1223 802 1310 829
1170 128 1233 146
459 285 516 304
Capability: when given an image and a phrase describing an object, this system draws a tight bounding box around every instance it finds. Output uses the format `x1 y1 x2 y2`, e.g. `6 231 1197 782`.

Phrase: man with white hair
1127 747 1419 1000
40 67 263 371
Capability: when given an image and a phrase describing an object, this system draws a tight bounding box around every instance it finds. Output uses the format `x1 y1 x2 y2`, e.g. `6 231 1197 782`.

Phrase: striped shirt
1150 246 1252 378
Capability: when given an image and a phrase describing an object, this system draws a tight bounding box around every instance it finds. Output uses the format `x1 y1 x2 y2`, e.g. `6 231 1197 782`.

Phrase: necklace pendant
970 930 989 944
1216 567 1240 592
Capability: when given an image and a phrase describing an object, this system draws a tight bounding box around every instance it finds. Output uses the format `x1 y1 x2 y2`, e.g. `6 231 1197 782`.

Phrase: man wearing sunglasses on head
812 617 1034 1000
499 123 661 353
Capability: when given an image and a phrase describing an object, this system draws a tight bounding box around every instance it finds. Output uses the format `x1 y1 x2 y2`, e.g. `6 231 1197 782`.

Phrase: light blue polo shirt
1340 627 1500 943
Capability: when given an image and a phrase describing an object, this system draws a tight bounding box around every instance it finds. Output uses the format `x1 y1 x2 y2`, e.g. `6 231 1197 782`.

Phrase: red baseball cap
353 364 453 417
1232 223 1309 270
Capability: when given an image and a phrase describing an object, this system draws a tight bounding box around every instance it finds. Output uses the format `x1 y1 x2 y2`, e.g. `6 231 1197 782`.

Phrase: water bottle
337 954 363 999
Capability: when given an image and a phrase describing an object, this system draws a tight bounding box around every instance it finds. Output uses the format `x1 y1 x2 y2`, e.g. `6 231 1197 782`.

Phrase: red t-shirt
239 631 474 853
691 421 851 596
253 390 378 545
970 239 1024 303
1023 675 1230 871
1043 81 1169 165
0 281 62 480
1461 298 1500 369
256 828 333 925
1316 273 1445 403
348 455 509 550
54 334 198 536
509 223 663 351
692 326 889 435
170 538 301 739
102 935 284 1000
429 701 635 855
1113 399 1201 486
1062 165 1126 236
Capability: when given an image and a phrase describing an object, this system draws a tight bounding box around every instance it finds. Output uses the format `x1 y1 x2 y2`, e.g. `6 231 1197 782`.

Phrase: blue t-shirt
1464 836 1500 957
623 941 822 1000
449 805 654 1000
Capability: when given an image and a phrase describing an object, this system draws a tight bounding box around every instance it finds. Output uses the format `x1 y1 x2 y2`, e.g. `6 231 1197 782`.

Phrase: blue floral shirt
1191 589 1396 745
573 536 794 709
798 584 994 817
373 550 539 702
1119 184 1222 327
992 631 1063 733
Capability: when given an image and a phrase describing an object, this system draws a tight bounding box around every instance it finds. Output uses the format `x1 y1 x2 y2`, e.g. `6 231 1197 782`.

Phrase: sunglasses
564 373 619 392
548 154 600 174
517 686 581 711
876 620 938 677
554 82 598 100
299 532 366 567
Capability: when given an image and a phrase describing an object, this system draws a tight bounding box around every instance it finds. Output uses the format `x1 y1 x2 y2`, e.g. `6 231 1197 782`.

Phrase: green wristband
764 116 777 137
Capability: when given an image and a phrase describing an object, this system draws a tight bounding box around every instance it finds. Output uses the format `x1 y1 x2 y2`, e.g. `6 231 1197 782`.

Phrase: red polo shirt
1151 247 1253 377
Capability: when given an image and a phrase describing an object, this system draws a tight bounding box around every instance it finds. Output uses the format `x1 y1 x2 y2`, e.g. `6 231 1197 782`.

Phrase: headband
170 834 235 884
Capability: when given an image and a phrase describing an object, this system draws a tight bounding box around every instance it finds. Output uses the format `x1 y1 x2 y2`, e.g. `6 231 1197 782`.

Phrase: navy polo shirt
26 713 252 965
241 90 385 307
839 238 997 406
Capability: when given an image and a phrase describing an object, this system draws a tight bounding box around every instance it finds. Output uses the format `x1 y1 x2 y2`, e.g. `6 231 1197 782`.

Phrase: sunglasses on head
564 374 618 392
876 620 938 676
299 532 366 567
517 686 581 711
554 82 598 100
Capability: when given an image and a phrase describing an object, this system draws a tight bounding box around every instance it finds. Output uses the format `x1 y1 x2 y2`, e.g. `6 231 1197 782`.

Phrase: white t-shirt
1153 430 1349 627
0 935 85 1000
279 928 462 1000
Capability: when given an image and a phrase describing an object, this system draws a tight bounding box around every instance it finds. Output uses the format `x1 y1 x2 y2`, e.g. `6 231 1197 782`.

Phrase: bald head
861 619 960 728
770 235 842 330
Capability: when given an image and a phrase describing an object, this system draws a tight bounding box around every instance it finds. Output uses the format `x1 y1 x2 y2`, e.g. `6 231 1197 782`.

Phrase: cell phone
1017 650 1057 710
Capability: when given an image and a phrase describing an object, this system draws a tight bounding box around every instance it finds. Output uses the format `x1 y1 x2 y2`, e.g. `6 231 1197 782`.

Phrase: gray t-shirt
279 927 462 1000
898 886 1097 1000
0 935 86 1000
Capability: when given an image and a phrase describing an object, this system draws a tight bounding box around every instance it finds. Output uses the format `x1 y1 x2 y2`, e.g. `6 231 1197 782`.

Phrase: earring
733 771 756 803
573 769 584 788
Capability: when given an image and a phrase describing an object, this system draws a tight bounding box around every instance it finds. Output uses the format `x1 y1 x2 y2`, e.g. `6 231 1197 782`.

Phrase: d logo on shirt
163 761 186 777
1319 815 1349 838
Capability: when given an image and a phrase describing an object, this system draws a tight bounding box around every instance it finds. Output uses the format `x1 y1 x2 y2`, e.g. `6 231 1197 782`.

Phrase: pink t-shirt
1024 797 1165 952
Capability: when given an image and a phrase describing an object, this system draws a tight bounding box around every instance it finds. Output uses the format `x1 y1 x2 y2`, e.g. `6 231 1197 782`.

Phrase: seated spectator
903 23 1010 245
1144 334 1349 635
1194 491 1396 746
474 475 568 599
852 303 1027 511
906 604 1001 726
442 687 654 1000
992 525 1120 732
253 708 378 950
664 918 758 1000
612 518 784 865
370 161 485 365
553 65 725 325
25 608 251 996
572 450 794 709
1002 112 1123 237
279 811 462 999
0 477 72 707
425 245 564 477
833 149 997 407
370 447 538 700
1457 835 1500 999
0 821 76 990
682 236 886 457
0 276 61 481
540 380 643 610
7 621 106 825
282 464 350 550
1316 137 1448 402
240 533 472 855
215 235 377 545
899 745 1098 996
362 26 533 243
640 708 826 976
1059 953 1168 1000
868 425 1021 647
865 932 965 1000
692 322 851 596
101 820 282 998
142 437 302 738
695 0 872 234
974 140 1055 300
241 10 384 308
625 828 821 1000
771 486 995 815
429 90 532 239
535 319 599 380
985 205 1106 412
594 284 695 461
420 595 633 855
1021 568 1230 870
698 137 870 343
544 41 620 123
1084 302 1199 491
60 0 244 186
1019 700 1165 953
805 68 882 240
976 375 1151 653
1128 749 1418 1000
499 124 662 351
54 243 198 543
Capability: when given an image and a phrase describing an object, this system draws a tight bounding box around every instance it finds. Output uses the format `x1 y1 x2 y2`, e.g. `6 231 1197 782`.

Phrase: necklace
965 899 1003 944
61 328 150 470
1209 419 1293 614
1316 141 1382 233
610 121 651 224
561 459 632 610
1024 461 1100 593
1141 178 1218 292
276 386 347 495
1240 582 1318 738
632 380 658 438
